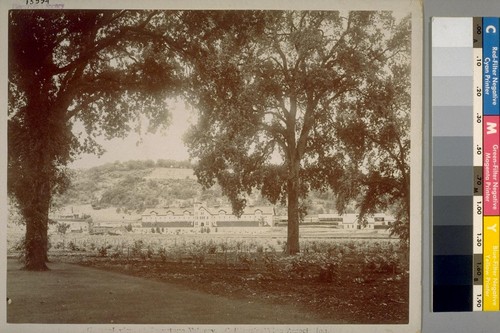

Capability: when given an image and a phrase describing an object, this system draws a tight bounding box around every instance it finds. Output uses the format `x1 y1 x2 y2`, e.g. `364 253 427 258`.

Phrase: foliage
364 253 400 274
183 11 412 253
57 222 71 235
17 232 408 283
97 244 112 257
56 160 351 214
285 253 343 282
8 9 412 270
157 246 168 262
331 16 412 243
55 164 208 212
8 10 186 270
68 241 83 252
11 236 27 253
131 240 145 257
146 246 155 260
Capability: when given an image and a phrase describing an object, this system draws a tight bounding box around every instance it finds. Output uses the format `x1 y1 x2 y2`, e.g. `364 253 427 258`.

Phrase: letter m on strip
486 122 498 134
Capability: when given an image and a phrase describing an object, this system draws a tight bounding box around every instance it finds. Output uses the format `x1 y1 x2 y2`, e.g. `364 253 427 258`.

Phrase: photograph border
0 1 422 332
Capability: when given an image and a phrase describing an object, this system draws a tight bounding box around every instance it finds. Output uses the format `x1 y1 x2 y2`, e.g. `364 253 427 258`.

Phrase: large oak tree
184 11 411 254
8 9 272 270
8 10 183 270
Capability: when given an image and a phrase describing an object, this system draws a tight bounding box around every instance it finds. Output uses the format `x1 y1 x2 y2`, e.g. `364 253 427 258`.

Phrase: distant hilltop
53 159 352 218
143 167 196 180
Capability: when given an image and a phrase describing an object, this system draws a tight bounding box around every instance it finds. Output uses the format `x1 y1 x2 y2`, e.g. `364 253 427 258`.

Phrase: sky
70 100 195 169
66 9 410 171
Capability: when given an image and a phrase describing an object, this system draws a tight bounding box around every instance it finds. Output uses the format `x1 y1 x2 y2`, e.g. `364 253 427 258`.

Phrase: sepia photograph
1 0 422 332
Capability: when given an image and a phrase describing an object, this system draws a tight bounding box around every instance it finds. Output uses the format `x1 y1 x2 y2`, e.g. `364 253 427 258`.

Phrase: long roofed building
141 202 275 230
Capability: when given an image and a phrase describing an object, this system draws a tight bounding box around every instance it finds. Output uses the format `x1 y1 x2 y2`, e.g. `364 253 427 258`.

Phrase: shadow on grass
7 259 335 324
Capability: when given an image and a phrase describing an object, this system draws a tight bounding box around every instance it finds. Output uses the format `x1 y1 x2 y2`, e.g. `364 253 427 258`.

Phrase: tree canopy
333 50 411 242
8 9 412 268
184 11 411 253
8 10 183 269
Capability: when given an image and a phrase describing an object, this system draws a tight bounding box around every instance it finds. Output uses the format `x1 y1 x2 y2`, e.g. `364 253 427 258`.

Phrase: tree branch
52 11 159 76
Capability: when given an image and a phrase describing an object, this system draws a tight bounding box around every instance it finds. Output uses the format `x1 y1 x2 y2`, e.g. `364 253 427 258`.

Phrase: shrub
11 236 26 253
131 240 144 257
262 252 343 282
263 253 280 275
53 241 64 250
235 240 244 251
98 245 112 257
146 246 154 259
206 240 217 254
237 252 253 269
68 241 79 251
364 253 400 274
265 243 276 253
56 222 70 235
187 241 207 264
157 247 167 262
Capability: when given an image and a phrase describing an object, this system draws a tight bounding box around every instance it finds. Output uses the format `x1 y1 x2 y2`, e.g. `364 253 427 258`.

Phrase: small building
336 214 359 229
338 213 395 230
89 225 128 235
52 213 92 233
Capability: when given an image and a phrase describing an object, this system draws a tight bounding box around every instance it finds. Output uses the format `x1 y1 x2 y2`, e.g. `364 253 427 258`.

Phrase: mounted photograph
1 0 422 332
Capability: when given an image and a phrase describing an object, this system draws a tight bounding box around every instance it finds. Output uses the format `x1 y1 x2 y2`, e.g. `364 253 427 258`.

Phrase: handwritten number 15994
26 0 50 4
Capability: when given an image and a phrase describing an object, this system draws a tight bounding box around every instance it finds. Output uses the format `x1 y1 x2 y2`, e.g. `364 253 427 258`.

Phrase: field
7 227 409 324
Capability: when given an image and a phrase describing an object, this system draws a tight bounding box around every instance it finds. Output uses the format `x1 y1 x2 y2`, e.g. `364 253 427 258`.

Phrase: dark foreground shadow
6 259 335 324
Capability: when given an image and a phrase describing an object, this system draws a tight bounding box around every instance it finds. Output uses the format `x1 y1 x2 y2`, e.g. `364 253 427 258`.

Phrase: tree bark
23 206 49 271
286 158 301 255
286 178 300 255
20 144 53 270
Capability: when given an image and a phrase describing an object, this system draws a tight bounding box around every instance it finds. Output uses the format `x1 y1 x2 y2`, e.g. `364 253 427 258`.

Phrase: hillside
55 160 212 212
54 160 341 216
144 167 196 180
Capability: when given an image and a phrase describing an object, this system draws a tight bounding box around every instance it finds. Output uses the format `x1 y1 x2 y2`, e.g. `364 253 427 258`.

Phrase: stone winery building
140 202 275 232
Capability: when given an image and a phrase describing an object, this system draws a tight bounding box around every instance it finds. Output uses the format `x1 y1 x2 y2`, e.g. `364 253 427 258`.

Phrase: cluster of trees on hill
54 161 202 211
55 161 347 215
98 177 199 211
75 159 192 172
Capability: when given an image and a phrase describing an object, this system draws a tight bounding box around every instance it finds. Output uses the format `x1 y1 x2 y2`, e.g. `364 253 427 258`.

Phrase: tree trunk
21 170 52 271
23 208 49 271
286 177 300 255
286 157 301 255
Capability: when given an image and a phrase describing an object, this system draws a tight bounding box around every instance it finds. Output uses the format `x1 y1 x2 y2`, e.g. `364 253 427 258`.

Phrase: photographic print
1 0 422 332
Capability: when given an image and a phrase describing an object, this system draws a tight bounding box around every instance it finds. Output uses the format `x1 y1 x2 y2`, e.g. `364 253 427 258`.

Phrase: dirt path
6 259 328 324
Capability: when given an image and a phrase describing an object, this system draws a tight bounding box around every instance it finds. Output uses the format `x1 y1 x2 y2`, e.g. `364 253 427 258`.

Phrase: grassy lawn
6 259 332 324
7 231 409 325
